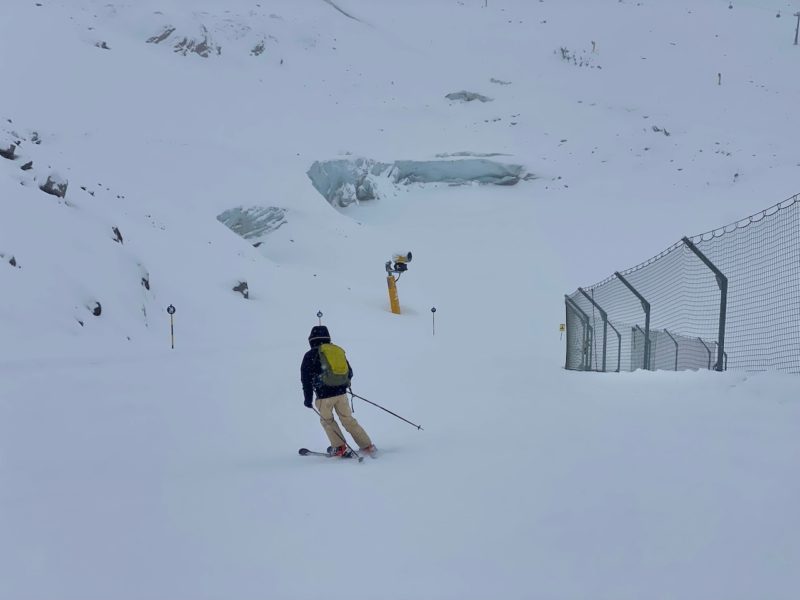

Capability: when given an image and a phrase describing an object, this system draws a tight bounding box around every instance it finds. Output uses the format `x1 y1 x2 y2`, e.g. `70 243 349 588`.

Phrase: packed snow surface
1 1 799 599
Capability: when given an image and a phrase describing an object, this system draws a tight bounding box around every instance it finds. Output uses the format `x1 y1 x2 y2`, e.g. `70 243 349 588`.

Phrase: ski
298 448 329 457
298 447 363 462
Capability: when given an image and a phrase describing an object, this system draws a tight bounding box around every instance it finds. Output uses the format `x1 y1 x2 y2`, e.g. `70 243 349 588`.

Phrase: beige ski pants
315 393 372 449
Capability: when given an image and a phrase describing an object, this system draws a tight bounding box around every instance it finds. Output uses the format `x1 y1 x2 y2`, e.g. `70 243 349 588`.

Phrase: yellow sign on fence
559 324 566 332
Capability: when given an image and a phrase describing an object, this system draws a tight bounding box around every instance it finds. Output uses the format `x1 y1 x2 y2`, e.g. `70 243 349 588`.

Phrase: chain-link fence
565 193 800 374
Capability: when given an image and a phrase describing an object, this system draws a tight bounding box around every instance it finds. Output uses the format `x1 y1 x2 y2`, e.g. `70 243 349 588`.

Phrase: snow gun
385 252 412 314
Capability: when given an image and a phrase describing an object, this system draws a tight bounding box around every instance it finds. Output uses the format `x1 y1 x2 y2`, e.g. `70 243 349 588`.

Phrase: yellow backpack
318 343 351 387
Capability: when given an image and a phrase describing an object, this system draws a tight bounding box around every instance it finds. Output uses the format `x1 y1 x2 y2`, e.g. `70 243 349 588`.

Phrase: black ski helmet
308 325 331 346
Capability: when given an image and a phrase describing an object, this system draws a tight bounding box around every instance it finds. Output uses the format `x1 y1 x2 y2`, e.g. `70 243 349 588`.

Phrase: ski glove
304 398 313 408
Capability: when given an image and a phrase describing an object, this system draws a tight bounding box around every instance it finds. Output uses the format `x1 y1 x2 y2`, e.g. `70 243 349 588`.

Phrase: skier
301 325 377 457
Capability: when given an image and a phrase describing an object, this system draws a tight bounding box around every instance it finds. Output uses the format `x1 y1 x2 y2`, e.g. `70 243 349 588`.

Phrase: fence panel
565 193 800 373
565 298 590 370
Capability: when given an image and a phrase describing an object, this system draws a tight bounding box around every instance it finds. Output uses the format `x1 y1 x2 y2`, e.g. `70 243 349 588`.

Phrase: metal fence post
633 325 651 370
698 337 712 370
615 271 651 370
577 287 609 372
565 296 593 370
713 343 729 371
682 237 728 371
608 321 622 372
664 329 679 371
564 299 570 369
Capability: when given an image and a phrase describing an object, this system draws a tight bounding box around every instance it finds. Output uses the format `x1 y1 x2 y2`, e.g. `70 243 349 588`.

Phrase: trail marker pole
166 304 176 349
431 307 437 336
794 12 800 45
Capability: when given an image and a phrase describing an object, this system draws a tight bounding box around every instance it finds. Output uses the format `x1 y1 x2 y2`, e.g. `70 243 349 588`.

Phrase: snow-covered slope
1 1 799 599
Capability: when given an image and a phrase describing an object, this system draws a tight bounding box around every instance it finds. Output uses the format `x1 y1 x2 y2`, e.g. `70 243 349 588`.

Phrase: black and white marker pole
167 304 176 349
431 306 436 336
317 310 323 325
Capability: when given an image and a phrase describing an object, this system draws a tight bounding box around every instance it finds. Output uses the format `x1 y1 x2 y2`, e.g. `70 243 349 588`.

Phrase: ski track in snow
322 0 363 23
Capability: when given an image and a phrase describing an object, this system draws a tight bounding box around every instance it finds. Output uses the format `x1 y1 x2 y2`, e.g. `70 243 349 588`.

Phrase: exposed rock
40 174 68 198
445 91 493 103
146 26 176 44
1 253 19 268
112 226 123 244
92 302 102 317
20 161 33 171
95 41 111 50
251 41 266 56
141 275 150 290
233 281 249 299
173 27 221 58
0 144 16 160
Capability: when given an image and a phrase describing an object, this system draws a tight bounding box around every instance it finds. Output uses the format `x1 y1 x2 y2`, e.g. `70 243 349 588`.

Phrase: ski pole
348 390 424 430
311 406 363 462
